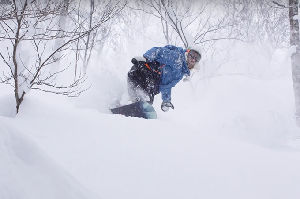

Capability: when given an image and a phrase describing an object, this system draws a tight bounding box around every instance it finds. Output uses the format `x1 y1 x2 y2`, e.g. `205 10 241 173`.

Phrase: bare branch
272 1 287 8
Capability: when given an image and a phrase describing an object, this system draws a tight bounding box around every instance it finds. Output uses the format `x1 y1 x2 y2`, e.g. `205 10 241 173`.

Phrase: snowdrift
0 121 98 199
0 80 298 199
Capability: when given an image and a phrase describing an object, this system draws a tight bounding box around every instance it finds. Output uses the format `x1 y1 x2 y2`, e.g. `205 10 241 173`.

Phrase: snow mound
7 91 300 199
0 122 98 199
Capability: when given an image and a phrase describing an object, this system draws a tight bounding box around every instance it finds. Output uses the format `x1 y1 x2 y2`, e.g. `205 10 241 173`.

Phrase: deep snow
1 65 300 199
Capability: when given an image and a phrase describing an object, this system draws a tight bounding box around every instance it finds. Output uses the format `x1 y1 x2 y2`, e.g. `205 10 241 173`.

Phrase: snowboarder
127 45 202 112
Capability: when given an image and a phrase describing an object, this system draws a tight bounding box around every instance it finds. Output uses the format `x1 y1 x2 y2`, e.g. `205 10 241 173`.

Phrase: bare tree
270 0 300 125
135 0 198 47
82 0 95 72
288 0 300 124
0 0 126 113
69 0 128 75
130 0 241 51
222 0 289 50
53 0 69 68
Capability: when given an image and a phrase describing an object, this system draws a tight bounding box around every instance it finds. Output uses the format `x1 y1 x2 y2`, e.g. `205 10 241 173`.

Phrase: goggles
188 50 201 62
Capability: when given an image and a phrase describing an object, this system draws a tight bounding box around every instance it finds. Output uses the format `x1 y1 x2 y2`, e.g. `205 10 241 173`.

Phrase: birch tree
272 0 300 124
288 0 300 124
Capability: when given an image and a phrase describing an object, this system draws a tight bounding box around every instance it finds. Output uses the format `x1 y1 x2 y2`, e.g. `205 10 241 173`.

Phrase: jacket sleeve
160 87 172 102
143 47 161 62
143 45 183 66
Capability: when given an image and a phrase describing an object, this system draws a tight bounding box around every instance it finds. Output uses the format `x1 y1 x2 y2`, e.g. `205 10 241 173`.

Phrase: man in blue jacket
127 45 201 112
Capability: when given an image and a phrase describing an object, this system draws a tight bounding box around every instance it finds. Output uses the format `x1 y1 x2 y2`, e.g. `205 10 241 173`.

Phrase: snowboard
110 101 157 119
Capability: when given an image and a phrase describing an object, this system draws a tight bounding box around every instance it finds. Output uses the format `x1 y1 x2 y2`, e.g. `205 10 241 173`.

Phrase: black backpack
128 58 162 103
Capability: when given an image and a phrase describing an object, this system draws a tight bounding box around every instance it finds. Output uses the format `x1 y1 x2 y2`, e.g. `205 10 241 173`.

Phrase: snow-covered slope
0 121 98 199
1 72 300 199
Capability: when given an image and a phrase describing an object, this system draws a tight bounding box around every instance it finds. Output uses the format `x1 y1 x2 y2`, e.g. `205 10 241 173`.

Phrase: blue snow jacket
143 45 190 102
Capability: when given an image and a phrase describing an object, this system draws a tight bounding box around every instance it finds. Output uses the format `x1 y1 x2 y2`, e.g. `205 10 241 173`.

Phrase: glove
183 75 191 82
161 101 174 112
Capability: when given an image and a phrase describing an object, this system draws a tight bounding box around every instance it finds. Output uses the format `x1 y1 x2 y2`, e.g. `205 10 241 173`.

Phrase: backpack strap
145 63 164 74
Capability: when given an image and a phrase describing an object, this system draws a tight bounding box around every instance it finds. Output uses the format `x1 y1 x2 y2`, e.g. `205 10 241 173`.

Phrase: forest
0 0 298 117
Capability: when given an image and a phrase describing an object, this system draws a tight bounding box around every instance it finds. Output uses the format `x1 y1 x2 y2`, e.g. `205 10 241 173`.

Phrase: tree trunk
53 0 69 69
289 0 300 125
12 0 27 113
83 0 94 73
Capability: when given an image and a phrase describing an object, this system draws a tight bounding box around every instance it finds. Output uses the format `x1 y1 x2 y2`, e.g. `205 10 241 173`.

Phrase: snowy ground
1 68 300 199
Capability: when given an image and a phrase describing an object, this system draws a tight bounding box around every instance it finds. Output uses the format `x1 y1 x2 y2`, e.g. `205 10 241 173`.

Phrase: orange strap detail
145 63 151 70
145 63 162 74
